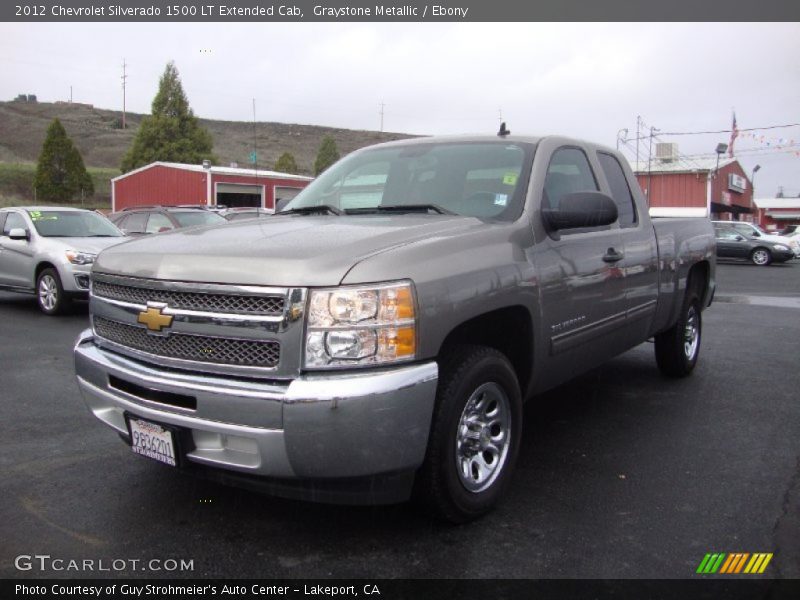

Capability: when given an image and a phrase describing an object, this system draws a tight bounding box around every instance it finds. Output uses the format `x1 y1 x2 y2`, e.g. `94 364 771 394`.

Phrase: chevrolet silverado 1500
74 134 715 522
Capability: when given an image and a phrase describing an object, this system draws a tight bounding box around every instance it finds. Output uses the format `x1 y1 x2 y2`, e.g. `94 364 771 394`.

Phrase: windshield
28 210 123 237
171 211 227 228
285 141 536 221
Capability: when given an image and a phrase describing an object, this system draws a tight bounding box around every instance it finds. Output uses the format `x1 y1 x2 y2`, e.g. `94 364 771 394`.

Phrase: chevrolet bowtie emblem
137 304 174 332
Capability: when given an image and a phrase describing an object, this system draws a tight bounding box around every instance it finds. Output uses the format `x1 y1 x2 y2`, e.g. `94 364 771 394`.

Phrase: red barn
112 162 313 212
629 144 754 221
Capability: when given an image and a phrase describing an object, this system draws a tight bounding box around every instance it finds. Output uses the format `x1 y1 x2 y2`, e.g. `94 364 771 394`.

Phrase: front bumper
74 329 438 503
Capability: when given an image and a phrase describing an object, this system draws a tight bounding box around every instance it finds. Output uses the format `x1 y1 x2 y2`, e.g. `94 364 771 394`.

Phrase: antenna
497 122 511 137
121 58 127 129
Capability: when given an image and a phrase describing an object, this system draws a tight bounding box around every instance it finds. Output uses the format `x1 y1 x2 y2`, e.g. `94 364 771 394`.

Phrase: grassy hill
0 100 414 208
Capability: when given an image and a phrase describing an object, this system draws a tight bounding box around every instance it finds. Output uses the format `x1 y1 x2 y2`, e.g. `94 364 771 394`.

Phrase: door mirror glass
542 191 618 231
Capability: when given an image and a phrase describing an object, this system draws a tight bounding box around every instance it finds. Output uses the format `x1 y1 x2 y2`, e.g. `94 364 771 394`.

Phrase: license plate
127 417 177 467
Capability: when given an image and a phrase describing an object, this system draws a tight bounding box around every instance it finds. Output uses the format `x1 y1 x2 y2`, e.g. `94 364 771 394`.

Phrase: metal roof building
753 197 800 231
112 162 313 213
628 144 754 221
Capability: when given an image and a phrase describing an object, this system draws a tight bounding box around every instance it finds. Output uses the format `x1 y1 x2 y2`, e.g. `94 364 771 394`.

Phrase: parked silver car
0 207 127 314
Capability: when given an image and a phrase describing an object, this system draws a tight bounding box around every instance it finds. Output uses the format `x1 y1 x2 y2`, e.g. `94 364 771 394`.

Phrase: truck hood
93 214 485 287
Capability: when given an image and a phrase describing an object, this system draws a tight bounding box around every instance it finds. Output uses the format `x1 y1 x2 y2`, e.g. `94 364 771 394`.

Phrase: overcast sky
2 22 799 196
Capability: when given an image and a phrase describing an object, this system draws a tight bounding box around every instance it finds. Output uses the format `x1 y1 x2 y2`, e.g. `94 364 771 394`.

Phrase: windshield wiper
344 204 455 215
278 205 342 216
86 234 118 237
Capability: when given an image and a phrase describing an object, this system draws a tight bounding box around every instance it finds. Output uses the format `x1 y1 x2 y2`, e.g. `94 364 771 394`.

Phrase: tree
33 119 94 202
314 135 340 176
121 61 215 172
274 152 299 174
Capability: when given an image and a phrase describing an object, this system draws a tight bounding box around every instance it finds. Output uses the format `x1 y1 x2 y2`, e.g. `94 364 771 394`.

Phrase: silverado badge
137 304 173 333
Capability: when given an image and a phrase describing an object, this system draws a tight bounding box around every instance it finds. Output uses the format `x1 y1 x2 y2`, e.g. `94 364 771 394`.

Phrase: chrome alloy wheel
752 249 770 265
684 305 700 361
455 382 511 493
38 274 59 311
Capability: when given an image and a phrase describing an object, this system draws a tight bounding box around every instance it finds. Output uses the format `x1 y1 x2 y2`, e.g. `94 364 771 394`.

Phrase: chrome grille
92 280 285 316
94 317 280 368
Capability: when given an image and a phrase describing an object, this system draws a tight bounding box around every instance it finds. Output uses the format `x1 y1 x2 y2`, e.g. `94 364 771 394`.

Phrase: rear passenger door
596 151 659 338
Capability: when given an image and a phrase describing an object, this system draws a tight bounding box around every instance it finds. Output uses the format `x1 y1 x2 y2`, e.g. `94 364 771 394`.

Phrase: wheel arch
436 305 534 399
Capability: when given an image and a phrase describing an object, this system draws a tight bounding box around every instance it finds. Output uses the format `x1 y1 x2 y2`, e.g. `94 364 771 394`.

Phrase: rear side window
598 152 637 227
120 212 148 233
543 148 598 211
145 213 174 233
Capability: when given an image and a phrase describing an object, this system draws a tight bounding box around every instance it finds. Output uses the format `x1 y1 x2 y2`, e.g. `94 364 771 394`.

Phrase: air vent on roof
656 143 679 162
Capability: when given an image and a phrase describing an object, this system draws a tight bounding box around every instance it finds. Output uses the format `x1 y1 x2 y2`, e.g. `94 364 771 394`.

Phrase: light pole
714 143 728 175
710 143 728 220
750 165 761 224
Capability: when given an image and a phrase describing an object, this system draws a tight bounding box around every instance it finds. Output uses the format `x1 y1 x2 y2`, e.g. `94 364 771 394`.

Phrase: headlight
773 244 789 252
65 250 97 265
304 281 416 368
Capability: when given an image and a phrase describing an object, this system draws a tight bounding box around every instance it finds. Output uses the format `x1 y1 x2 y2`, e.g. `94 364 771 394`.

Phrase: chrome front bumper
74 329 438 492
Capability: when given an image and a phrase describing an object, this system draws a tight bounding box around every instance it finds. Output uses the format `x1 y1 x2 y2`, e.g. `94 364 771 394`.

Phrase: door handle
603 248 624 263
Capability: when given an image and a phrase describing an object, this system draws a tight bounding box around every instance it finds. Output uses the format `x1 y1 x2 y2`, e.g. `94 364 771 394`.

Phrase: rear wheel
36 268 68 315
750 248 772 266
415 345 522 523
655 289 702 378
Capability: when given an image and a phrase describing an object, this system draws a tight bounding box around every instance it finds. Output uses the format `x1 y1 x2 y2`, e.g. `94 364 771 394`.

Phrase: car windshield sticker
494 194 508 206
502 173 518 186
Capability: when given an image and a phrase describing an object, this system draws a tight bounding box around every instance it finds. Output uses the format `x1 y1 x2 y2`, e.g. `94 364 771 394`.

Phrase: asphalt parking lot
1 262 798 580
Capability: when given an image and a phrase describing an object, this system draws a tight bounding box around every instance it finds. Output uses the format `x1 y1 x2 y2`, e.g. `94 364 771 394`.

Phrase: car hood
44 236 128 254
93 214 487 287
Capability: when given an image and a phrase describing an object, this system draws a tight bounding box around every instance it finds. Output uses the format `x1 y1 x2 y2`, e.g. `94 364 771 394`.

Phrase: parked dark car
108 206 226 236
218 207 272 221
715 229 794 266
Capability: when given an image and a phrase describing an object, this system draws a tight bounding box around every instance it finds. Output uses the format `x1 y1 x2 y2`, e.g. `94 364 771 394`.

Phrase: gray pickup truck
74 134 715 522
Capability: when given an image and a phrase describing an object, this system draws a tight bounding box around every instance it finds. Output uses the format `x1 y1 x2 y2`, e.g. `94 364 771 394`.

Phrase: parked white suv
712 221 800 257
0 207 127 314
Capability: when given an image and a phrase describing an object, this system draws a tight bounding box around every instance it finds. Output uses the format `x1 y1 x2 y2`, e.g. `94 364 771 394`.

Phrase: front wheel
654 291 701 378
750 248 772 266
36 268 68 315
414 345 522 523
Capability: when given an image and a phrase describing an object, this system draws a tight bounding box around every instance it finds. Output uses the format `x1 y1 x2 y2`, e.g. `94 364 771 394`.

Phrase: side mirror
8 228 29 241
751 231 760 237
275 198 291 213
543 191 618 231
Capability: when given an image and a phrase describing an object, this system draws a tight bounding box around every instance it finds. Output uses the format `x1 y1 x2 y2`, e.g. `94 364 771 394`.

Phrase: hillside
0 100 415 206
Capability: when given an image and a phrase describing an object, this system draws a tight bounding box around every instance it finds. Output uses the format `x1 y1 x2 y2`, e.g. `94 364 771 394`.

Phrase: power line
663 123 800 135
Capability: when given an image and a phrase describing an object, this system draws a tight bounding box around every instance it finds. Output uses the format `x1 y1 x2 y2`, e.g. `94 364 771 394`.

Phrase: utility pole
70 85 73 104
646 125 659 205
379 101 385 132
121 58 128 129
635 115 641 169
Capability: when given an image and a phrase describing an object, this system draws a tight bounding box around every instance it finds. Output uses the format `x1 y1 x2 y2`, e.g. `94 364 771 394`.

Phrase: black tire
414 345 523 523
654 288 702 378
36 268 68 315
750 248 772 266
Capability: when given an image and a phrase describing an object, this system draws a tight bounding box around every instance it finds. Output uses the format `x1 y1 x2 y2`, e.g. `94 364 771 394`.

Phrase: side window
2 212 26 235
145 213 174 233
0 213 7 233
598 152 637 227
120 212 148 233
543 148 599 211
